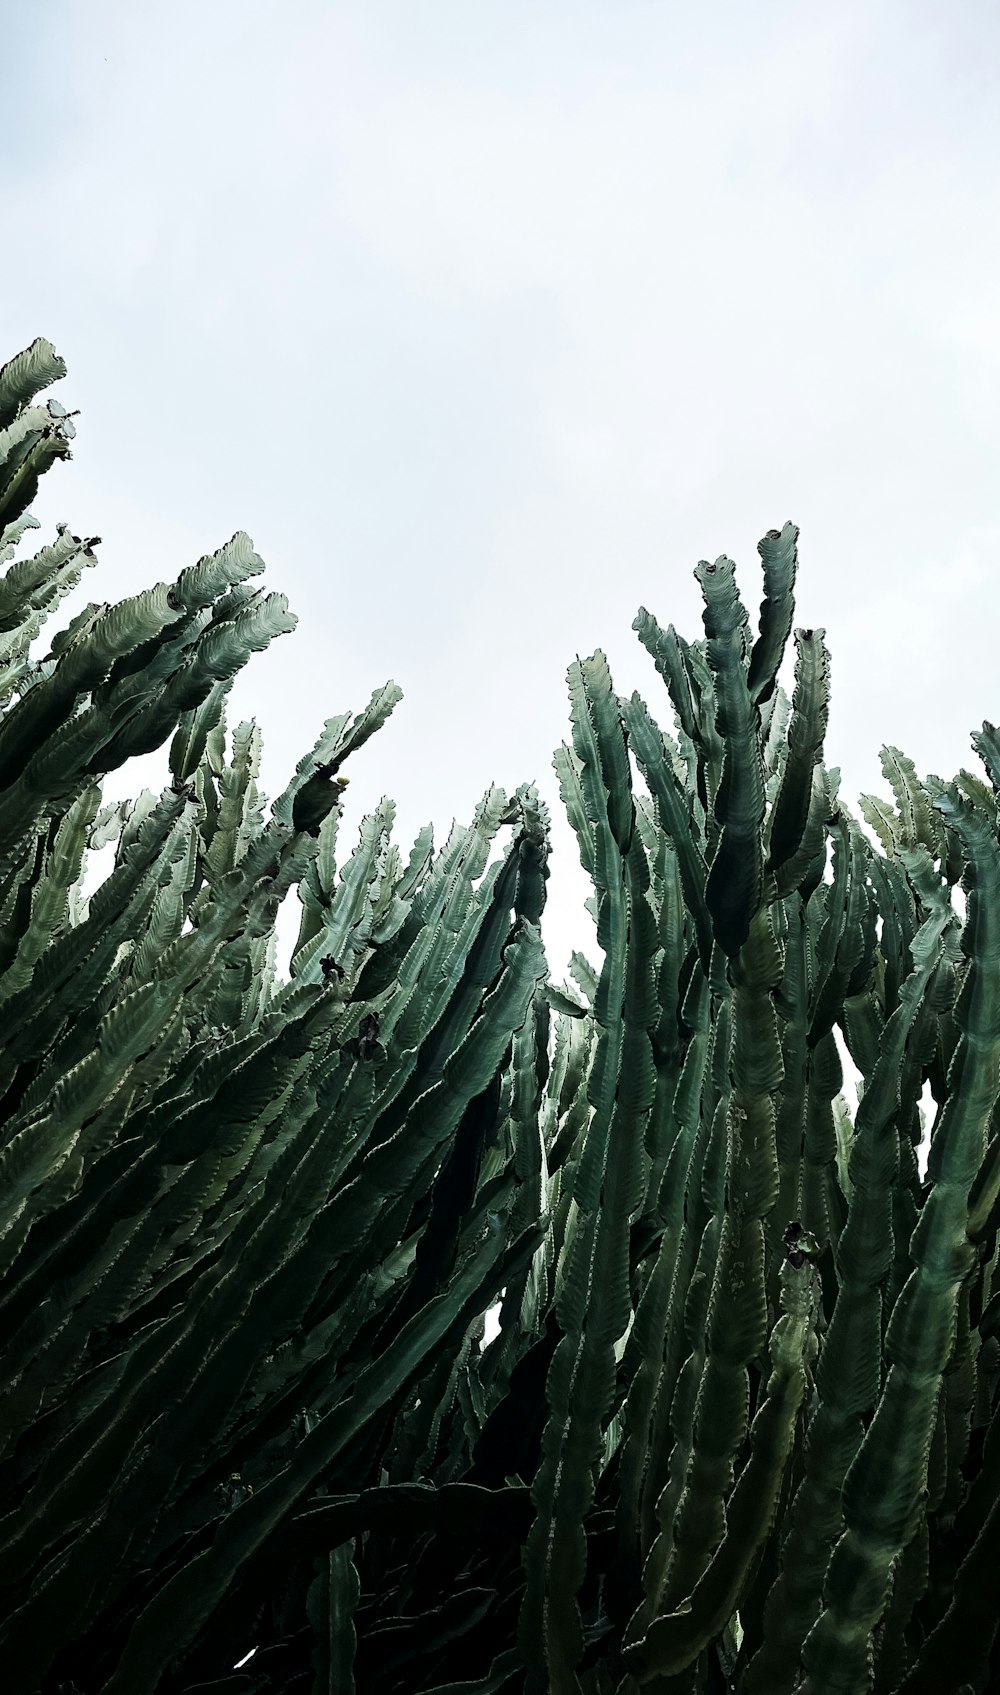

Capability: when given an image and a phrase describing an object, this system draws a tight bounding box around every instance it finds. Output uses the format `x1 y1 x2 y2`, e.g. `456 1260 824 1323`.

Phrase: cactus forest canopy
0 338 997 1695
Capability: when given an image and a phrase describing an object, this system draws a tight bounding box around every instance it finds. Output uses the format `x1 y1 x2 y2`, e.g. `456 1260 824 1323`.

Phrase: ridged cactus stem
799 790 1000 1694
623 1218 820 1684
745 895 951 1694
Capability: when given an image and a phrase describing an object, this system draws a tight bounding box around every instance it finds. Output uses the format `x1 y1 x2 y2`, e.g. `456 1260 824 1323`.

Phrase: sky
5 0 1000 984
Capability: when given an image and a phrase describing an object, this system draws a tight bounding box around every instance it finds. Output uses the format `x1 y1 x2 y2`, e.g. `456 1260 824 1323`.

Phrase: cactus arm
799 787 1000 1693
624 1247 819 1682
519 654 654 1693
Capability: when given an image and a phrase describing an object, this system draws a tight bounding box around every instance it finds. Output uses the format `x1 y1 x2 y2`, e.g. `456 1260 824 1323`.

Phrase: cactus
0 342 998 1692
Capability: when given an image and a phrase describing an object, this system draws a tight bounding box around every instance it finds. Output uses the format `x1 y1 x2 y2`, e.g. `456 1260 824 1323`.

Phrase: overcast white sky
6 0 1000 980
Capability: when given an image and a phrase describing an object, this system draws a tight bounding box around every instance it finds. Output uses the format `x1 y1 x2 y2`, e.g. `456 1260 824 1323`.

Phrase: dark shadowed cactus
0 341 998 1694
0 344 550 1694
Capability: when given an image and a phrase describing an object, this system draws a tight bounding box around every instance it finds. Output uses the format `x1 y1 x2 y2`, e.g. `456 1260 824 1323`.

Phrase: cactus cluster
0 342 997 1693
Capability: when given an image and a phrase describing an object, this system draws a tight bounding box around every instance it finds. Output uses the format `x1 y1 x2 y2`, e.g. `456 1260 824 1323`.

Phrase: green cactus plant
0 343 550 1693
0 341 998 1694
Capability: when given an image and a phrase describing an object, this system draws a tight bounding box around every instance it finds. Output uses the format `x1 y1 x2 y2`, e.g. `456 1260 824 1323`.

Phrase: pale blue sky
6 0 1000 978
